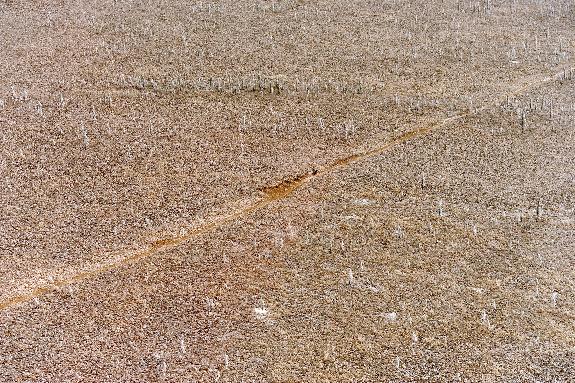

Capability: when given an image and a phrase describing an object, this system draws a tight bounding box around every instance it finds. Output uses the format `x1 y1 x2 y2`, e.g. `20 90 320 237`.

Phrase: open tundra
0 0 574 381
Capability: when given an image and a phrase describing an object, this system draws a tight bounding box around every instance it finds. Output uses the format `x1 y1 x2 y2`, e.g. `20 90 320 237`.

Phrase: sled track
0 65 573 311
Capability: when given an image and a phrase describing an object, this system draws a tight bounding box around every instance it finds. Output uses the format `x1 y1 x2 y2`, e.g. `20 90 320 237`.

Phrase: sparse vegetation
1 0 574 381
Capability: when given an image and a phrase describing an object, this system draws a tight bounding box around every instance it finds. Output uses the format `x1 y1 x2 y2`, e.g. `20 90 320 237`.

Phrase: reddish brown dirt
1 0 575 381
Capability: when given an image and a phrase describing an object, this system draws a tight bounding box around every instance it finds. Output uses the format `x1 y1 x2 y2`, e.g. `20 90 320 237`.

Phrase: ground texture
1 0 574 381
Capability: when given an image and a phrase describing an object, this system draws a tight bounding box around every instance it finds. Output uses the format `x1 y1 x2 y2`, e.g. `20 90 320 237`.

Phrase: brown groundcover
1 0 574 381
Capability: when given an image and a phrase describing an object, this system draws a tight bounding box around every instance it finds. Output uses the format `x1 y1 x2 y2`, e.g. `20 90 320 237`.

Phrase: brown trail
0 64 572 311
